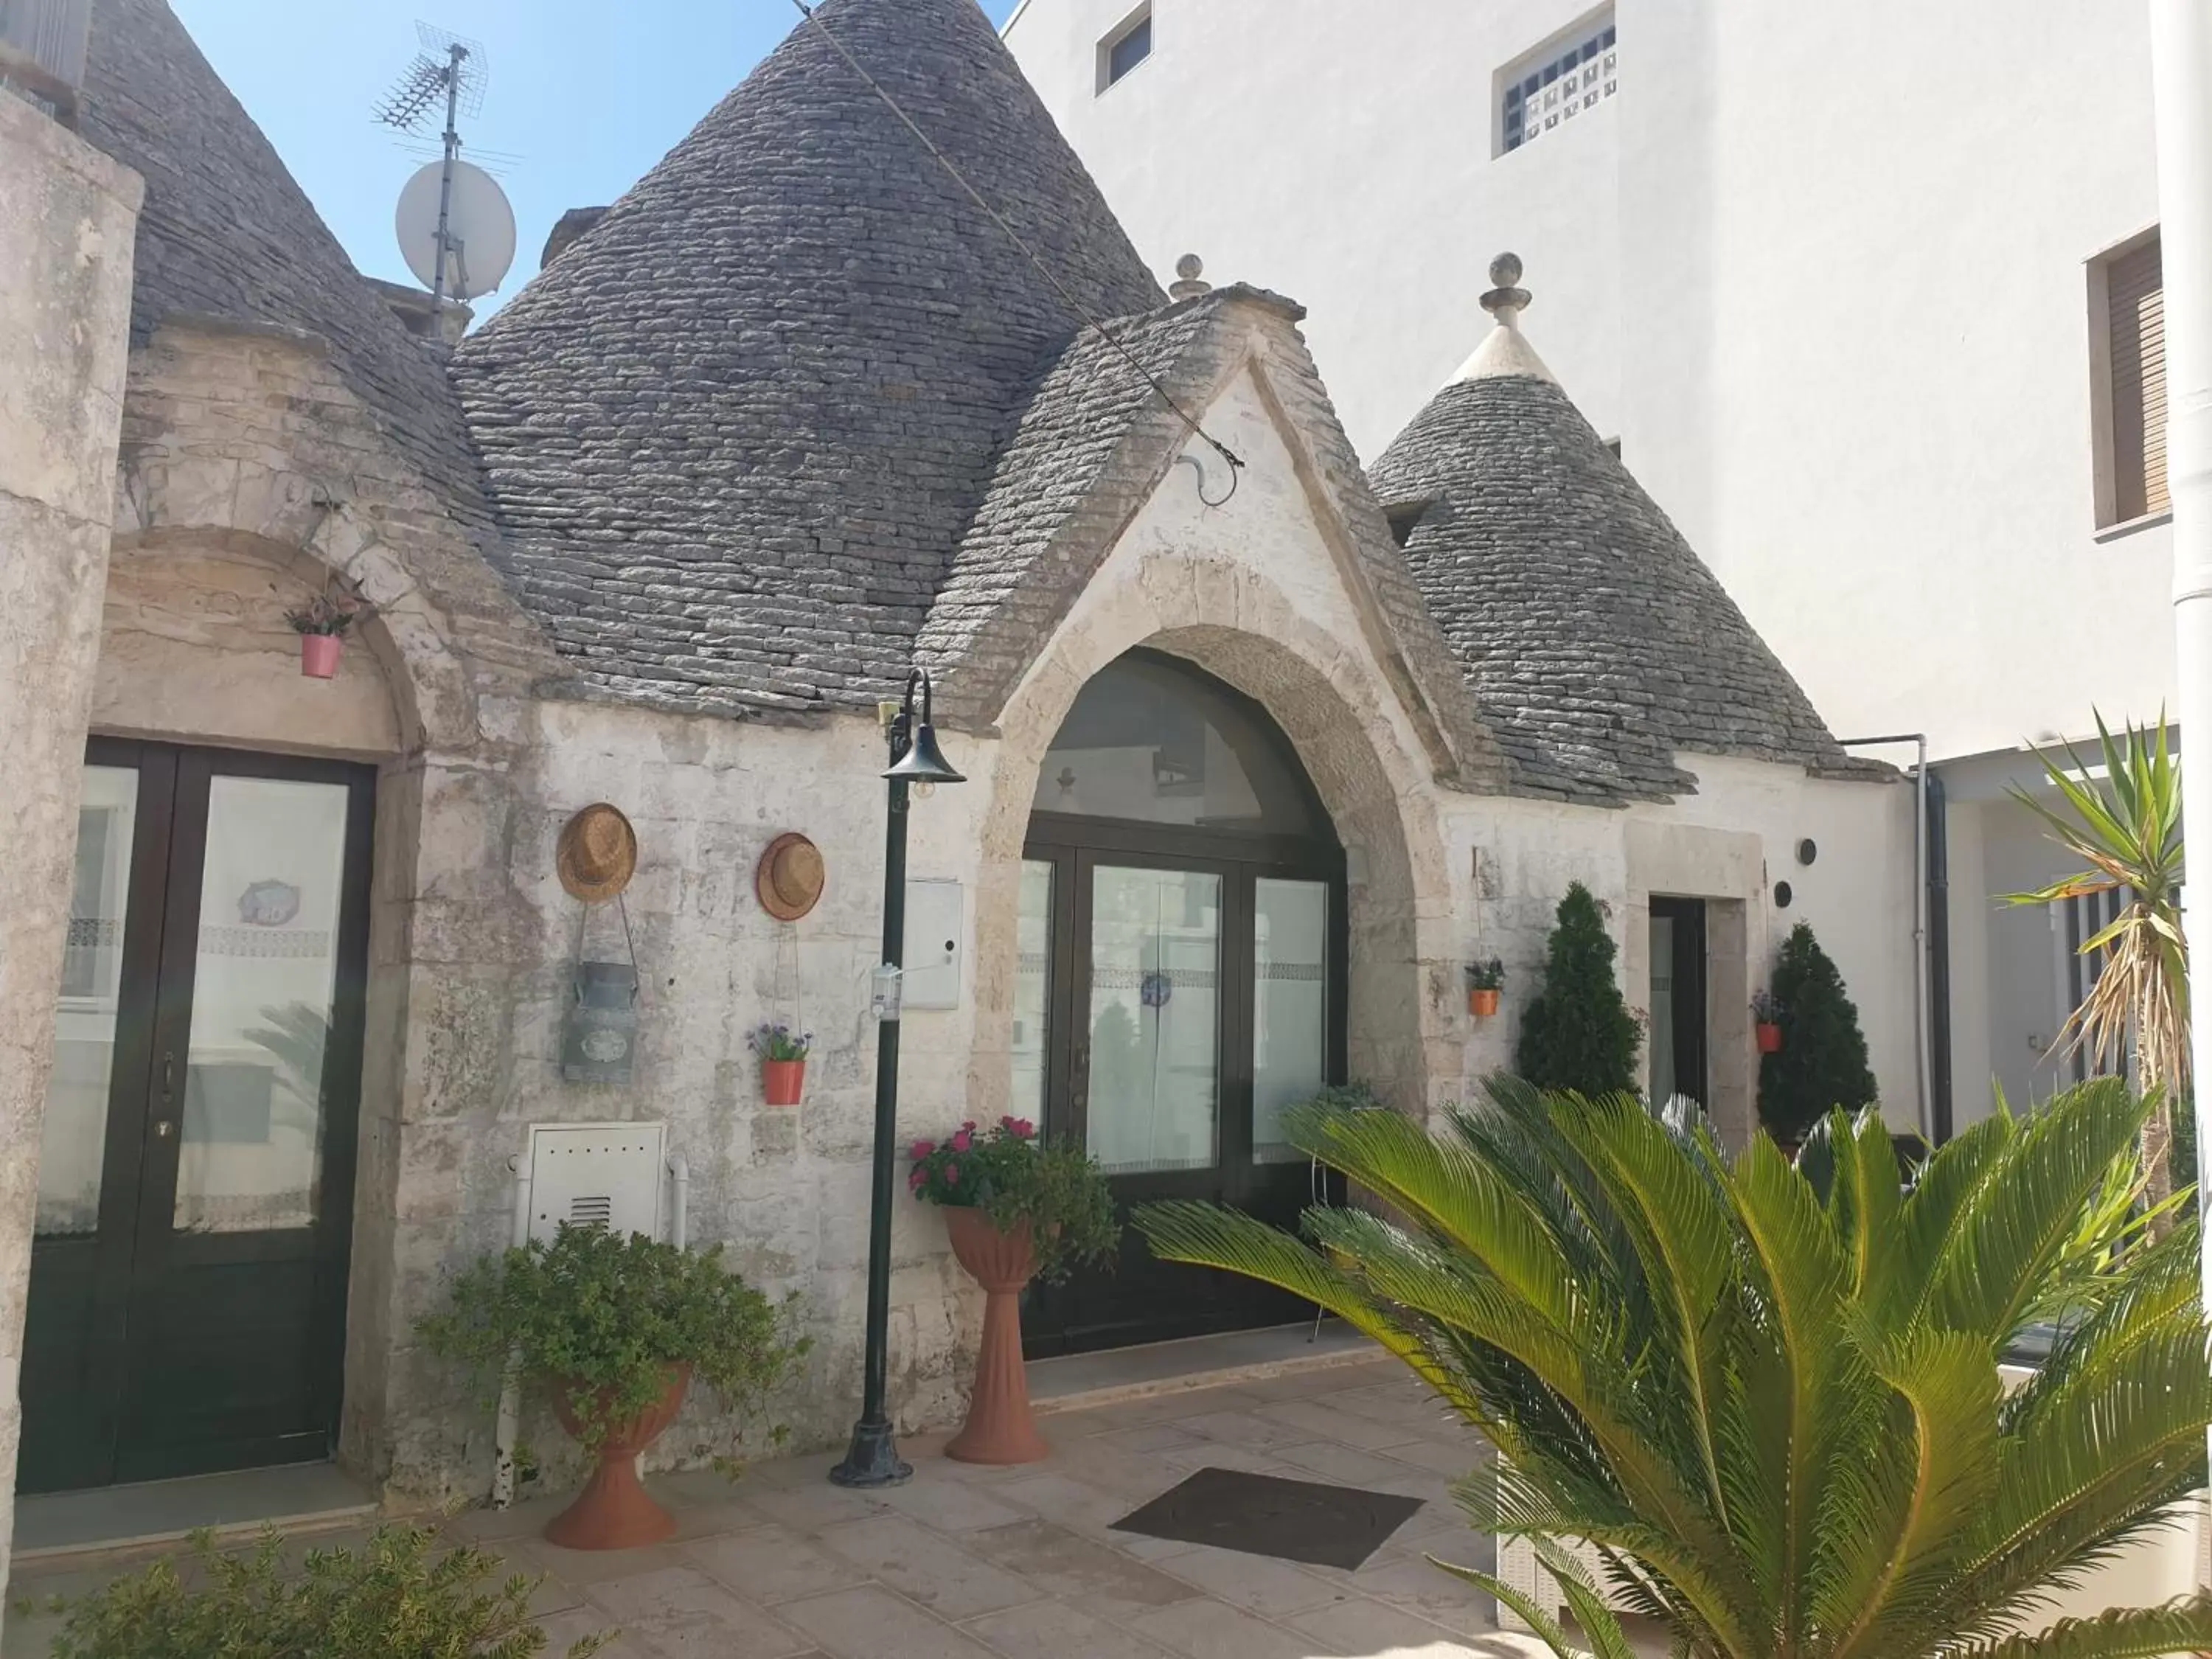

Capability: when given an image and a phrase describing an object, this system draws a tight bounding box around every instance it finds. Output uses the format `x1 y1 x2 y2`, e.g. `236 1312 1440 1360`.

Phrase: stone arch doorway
1015 649 1348 1354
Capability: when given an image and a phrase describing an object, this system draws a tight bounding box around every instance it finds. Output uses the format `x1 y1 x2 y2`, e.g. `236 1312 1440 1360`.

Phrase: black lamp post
830 667 965 1489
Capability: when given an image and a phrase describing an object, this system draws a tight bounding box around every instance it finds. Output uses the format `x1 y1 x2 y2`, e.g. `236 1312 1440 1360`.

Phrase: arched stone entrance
959 559 1457 1350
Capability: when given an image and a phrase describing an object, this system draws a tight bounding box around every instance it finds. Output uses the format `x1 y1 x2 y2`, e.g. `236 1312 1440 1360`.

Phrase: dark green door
21 740 372 1492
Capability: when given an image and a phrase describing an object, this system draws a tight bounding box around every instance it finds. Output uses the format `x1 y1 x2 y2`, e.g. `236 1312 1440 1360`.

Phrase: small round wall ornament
1140 970 1174 1009
556 803 638 905
756 832 826 922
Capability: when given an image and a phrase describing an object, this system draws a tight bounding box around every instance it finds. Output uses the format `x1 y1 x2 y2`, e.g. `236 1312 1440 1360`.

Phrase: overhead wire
788 0 1244 495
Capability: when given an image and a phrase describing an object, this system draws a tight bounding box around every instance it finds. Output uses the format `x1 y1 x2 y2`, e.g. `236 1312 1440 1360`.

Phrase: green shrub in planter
39 1523 600 1659
418 1225 809 1468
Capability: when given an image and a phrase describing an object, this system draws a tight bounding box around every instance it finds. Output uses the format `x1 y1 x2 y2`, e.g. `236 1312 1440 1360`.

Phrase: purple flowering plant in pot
748 1022 812 1106
908 1118 1118 1463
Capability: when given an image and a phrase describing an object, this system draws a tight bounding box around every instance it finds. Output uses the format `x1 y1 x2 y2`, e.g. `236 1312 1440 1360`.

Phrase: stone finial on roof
1169 254 1211 302
1451 249 1556 386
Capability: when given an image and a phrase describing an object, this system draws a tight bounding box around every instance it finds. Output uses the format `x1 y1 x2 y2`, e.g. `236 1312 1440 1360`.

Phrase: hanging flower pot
749 1023 812 1106
299 633 343 678
285 592 364 681
1752 991 1786 1054
1464 959 1504 1019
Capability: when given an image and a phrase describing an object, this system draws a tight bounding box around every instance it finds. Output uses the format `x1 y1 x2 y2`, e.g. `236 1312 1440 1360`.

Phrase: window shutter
2109 238 2167 521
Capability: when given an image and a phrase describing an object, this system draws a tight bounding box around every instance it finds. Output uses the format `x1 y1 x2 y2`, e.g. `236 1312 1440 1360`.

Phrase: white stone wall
0 91 141 1600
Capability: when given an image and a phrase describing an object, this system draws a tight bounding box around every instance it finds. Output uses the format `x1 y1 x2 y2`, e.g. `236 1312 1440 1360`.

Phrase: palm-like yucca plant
1137 1078 2212 1659
2003 713 2186 1219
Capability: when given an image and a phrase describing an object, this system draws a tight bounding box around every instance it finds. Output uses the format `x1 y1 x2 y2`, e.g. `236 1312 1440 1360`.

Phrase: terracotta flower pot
1756 1021 1784 1054
543 1363 691 1550
1468 987 1500 1018
299 633 342 678
762 1058 805 1106
943 1207 1048 1465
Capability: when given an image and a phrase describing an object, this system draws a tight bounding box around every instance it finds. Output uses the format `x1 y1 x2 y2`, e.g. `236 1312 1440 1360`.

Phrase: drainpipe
668 1150 690 1251
1839 734 1933 1141
491 1152 534 1509
2149 0 2212 1318
1924 771 1953 1143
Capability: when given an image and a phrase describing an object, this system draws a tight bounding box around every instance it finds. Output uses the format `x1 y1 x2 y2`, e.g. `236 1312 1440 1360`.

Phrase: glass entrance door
1020 844 1343 1355
21 740 374 1492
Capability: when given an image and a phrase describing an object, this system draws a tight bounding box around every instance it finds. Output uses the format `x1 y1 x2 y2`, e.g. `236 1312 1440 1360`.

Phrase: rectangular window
2092 232 2166 528
1500 9 1616 154
1098 3 1151 93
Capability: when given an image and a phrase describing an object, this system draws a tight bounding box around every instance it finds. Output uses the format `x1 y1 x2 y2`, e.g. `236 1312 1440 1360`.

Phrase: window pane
1252 878 1327 1164
1012 860 1053 1126
1107 15 1150 83
40 765 138 1237
1649 914 1678 1103
1088 866 1219 1174
1034 651 1326 835
174 776 349 1232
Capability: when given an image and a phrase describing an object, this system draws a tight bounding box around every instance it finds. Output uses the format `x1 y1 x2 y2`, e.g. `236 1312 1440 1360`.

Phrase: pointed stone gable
450 0 1163 717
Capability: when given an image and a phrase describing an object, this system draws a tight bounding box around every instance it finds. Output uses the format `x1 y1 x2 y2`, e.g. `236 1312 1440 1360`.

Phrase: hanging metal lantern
562 959 639 1084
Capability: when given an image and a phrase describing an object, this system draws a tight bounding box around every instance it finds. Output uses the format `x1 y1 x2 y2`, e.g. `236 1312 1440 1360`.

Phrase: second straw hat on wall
756 832 825 922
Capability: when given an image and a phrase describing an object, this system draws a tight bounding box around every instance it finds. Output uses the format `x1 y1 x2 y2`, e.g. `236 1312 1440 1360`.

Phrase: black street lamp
830 668 965 1489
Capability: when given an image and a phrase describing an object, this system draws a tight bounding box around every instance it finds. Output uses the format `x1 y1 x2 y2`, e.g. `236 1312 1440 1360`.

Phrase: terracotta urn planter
299 633 343 678
543 1363 691 1550
1756 1020 1784 1054
943 1207 1048 1465
1468 987 1500 1018
761 1058 806 1106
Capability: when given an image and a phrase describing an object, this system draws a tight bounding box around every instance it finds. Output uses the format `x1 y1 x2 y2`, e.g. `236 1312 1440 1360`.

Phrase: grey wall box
902 878 963 1009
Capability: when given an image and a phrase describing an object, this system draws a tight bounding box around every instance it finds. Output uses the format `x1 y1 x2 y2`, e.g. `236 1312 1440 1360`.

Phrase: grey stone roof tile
1368 361 1877 804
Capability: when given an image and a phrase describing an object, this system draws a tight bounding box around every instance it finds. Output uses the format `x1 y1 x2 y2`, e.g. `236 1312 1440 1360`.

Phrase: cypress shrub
1759 920 1877 1142
1515 883 1640 1096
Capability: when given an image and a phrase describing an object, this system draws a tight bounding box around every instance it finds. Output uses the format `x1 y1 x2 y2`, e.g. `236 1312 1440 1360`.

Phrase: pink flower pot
762 1059 805 1106
1756 1021 1784 1054
943 1207 1048 1465
299 633 342 678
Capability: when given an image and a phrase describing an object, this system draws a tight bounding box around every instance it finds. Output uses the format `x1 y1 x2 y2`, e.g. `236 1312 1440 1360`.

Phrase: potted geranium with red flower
908 1116 1117 1464
748 1023 812 1106
284 592 364 680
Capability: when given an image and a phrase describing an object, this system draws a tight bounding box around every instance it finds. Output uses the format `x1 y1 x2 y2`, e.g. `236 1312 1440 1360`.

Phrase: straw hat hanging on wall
756 832 825 922
556 803 639 905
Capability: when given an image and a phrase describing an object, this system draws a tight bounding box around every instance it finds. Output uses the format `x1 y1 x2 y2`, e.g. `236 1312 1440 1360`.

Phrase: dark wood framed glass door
1020 817 1346 1356
1649 896 1709 1107
21 739 373 1492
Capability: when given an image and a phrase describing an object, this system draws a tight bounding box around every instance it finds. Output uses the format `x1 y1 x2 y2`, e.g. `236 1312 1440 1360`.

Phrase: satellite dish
395 158 515 301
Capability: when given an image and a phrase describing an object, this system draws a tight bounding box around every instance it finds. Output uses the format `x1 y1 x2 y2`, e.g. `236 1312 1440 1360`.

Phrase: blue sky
172 0 1023 324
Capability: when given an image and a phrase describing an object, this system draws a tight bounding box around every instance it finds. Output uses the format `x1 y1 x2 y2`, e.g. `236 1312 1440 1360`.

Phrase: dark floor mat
1110 1465 1424 1570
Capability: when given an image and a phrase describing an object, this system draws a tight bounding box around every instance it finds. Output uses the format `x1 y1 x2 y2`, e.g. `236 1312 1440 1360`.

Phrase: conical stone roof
451 0 1164 715
1367 258 1868 803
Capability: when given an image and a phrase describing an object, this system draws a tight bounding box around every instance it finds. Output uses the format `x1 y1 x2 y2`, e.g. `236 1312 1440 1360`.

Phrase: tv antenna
375 23 510 318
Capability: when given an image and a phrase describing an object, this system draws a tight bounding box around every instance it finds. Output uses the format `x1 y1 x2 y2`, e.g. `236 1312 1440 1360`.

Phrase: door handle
155 1051 178 1141
153 1120 175 1139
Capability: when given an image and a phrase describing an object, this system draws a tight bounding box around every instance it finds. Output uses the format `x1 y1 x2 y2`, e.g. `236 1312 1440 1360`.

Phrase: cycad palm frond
1135 1077 2212 1659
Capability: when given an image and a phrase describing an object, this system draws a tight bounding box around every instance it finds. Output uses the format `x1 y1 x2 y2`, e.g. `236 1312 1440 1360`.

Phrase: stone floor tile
874 1472 1032 1533
1094 1423 1209 1456
738 1477 895 1537
582 1564 814 1659
815 1513 1043 1621
1284 1593 1494 1656
1150 1542 1350 1616
681 1524 869 1604
1273 1438 1448 1492
1150 1441 1295 1480
779 1585 1003 1659
1231 1361 1389 1402
992 1471 1145 1535
961 1517 1200 1621
1349 1552 1499 1638
960 1598 1179 1659
1038 1441 1189 1504
447 1500 552 1543
1126 1597 1320 1659
1252 1396 1424 1450
513 1536 694 1587
1054 1387 1269 1433
534 1603 644 1658
1167 1409 1312 1451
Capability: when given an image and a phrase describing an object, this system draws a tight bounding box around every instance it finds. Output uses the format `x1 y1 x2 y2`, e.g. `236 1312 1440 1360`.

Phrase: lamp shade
883 722 966 785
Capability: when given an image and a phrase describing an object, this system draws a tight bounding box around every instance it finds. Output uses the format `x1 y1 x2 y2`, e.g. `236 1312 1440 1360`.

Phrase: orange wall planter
1469 987 1500 1018
1756 1022 1784 1054
762 1058 806 1105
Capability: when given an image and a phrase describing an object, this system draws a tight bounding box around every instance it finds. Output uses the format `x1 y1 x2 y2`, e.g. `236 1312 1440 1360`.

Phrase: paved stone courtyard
7 1353 1561 1658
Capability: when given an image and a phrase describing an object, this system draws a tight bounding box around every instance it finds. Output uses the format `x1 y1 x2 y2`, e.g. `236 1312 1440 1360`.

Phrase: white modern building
1005 0 2177 1129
